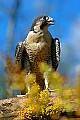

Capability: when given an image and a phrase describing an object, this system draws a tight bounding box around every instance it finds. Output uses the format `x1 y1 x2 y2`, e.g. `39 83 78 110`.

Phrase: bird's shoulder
15 42 24 57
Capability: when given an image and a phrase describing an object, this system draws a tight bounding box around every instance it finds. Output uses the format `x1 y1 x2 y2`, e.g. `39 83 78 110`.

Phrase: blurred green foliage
4 56 80 119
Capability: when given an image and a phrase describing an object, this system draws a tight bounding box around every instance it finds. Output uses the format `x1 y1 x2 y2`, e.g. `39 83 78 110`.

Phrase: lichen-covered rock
0 96 27 120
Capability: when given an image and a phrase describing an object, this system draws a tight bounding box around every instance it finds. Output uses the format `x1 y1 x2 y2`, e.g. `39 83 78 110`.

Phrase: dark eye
40 16 46 21
43 16 46 20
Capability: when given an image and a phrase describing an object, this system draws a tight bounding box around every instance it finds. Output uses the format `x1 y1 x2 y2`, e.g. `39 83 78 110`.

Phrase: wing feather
15 42 30 72
51 38 60 70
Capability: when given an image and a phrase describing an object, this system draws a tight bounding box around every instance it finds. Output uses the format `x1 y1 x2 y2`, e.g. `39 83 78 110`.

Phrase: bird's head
30 15 55 32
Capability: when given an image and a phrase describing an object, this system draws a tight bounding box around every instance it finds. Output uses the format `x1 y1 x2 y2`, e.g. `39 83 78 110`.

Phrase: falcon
15 15 60 94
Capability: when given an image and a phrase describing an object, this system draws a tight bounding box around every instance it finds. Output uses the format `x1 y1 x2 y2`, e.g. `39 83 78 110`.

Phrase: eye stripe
43 16 46 20
40 16 48 21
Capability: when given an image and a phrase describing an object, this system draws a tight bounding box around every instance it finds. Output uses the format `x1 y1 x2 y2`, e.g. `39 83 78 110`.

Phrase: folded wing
51 38 60 70
15 42 30 73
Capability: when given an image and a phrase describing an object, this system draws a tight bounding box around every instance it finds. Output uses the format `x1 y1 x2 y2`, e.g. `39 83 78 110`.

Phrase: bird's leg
44 77 49 89
44 68 52 90
26 84 30 94
44 69 50 89
26 70 31 94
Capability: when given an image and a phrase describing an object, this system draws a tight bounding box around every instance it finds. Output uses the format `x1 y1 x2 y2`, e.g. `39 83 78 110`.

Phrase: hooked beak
47 17 55 25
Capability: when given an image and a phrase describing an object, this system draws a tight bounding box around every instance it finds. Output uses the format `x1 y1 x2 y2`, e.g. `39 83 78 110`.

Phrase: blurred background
0 0 80 99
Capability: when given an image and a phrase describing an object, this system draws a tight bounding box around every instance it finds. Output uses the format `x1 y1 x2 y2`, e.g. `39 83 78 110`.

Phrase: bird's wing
15 42 30 72
51 38 60 71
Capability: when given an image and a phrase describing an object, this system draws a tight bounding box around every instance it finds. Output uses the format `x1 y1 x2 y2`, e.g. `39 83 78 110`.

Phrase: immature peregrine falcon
15 15 60 94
